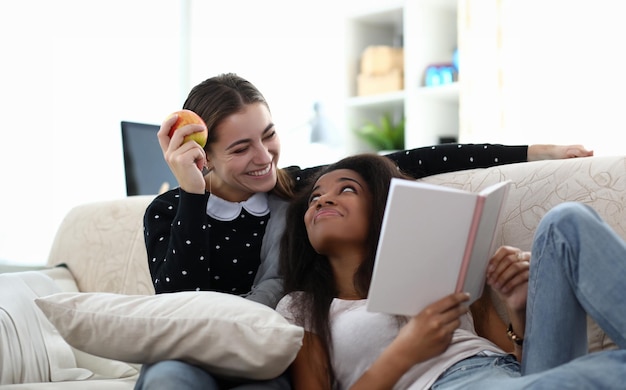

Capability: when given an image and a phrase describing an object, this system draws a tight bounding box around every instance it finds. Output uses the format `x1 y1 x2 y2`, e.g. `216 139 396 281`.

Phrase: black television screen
121 121 178 196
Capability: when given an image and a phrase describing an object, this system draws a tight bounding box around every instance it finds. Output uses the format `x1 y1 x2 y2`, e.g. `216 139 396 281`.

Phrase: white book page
367 179 511 316
367 179 476 316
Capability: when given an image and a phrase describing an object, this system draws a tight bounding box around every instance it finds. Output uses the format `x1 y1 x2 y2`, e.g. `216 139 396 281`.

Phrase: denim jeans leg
518 349 626 389
134 360 220 390
431 351 626 389
523 202 626 375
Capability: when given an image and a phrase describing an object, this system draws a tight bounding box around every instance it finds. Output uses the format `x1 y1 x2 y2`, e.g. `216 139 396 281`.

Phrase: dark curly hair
279 153 412 387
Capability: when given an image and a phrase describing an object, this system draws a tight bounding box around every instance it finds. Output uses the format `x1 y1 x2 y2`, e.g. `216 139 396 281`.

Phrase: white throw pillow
35 291 303 380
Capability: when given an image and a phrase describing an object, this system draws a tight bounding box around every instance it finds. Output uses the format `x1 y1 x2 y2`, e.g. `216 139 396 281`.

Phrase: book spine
455 195 485 293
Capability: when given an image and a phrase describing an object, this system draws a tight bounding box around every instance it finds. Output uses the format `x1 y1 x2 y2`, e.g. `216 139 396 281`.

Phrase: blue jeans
432 202 626 389
134 360 291 390
433 351 626 389
523 202 626 373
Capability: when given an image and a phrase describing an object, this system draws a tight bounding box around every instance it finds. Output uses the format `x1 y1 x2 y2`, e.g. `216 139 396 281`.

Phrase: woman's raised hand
486 245 529 313
157 114 208 194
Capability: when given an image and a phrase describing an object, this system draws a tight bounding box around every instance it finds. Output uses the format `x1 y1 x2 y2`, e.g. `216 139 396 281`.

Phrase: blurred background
2 0 625 266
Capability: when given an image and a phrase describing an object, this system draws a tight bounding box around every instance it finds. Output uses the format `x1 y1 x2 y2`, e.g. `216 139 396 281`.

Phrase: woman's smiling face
304 169 373 255
207 102 280 202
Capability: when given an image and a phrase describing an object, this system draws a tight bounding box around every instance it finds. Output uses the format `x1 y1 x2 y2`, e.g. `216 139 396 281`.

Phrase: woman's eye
233 147 248 154
341 186 356 194
263 131 276 140
308 194 320 204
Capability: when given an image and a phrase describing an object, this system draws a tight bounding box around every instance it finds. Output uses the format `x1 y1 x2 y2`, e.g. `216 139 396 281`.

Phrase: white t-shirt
276 293 505 390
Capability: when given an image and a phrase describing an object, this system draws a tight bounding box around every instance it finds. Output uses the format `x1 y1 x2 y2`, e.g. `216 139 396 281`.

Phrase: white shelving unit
344 0 459 153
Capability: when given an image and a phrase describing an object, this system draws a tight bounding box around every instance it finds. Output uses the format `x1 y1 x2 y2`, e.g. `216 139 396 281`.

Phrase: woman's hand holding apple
166 109 208 147
158 110 209 195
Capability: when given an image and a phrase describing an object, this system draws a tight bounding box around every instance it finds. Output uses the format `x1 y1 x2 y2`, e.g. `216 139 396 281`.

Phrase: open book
366 179 512 316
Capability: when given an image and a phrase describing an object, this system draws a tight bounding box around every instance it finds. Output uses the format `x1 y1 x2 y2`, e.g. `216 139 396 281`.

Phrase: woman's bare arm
350 293 470 390
290 332 332 390
527 144 593 160
470 289 511 352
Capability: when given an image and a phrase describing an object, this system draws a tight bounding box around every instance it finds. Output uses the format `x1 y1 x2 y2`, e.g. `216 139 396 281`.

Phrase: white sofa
2 155 623 389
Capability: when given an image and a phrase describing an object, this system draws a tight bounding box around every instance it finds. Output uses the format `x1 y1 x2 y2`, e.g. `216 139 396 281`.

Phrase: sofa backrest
48 156 626 296
47 195 156 295
419 155 626 252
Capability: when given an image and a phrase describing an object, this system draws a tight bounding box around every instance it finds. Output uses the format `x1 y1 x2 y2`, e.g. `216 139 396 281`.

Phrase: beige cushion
35 291 304 380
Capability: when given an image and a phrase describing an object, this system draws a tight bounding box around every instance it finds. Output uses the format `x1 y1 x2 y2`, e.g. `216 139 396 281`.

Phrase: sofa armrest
47 195 156 295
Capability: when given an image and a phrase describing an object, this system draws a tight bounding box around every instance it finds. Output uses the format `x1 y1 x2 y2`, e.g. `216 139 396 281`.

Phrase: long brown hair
182 73 294 199
279 153 412 387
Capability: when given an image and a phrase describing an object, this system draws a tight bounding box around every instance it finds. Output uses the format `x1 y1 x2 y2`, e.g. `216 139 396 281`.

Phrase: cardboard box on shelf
357 68 403 96
360 46 404 76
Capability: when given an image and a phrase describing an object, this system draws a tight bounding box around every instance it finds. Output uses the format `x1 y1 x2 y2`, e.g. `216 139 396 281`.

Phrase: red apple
166 109 208 147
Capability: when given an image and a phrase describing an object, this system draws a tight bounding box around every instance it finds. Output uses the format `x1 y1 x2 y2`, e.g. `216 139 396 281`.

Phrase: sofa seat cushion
36 290 304 380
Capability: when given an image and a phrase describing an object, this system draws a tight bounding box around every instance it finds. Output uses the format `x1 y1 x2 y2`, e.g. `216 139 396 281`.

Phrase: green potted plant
355 113 405 152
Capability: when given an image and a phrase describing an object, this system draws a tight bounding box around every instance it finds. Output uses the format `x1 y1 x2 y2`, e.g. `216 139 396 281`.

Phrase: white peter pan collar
206 192 270 221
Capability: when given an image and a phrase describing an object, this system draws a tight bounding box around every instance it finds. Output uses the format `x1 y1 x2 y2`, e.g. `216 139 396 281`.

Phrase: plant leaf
355 113 405 151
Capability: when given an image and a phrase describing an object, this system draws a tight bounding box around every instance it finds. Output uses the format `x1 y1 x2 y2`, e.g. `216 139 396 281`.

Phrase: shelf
415 82 459 103
351 6 403 26
420 0 458 12
344 0 460 153
346 83 457 112
345 90 405 136
346 90 405 109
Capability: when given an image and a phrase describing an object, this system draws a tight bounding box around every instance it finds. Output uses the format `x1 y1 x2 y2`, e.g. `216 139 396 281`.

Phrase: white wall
185 0 350 168
516 0 626 156
0 0 184 265
485 0 626 155
2 0 625 266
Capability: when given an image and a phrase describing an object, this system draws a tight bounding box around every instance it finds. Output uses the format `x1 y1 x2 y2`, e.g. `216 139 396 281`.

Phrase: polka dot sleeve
384 143 528 179
143 188 211 294
283 143 528 185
